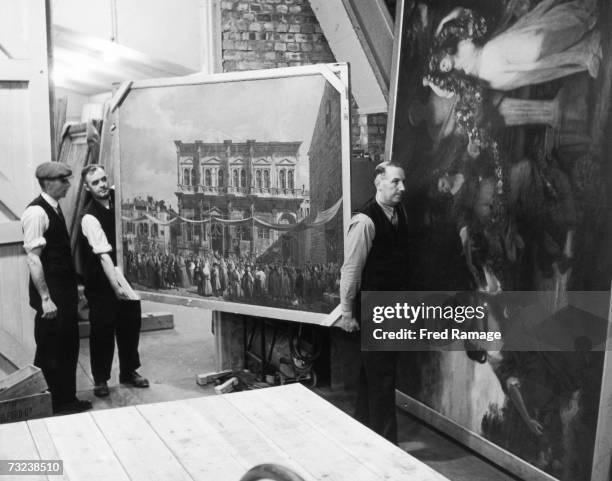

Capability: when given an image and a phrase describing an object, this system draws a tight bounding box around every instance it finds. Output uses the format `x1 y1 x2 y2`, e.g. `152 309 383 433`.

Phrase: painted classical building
174 140 309 258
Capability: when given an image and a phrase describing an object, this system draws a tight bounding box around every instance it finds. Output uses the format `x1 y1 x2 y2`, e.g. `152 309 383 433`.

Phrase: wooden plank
0 244 36 367
52 97 67 162
223 387 385 481
272 384 450 481
43 413 130 481
337 64 353 267
309 1 387 112
182 395 314 480
138 291 331 326
24 0 52 168
109 81 133 113
91 406 193 481
0 78 37 223
591 294 612 481
28 418 70 481
0 221 23 244
383 0 406 160
0 365 47 401
0 421 46 481
129 63 348 90
396 391 557 481
195 369 232 386
0 0 51 374
139 312 174 331
0 392 52 424
135 399 249 480
78 311 174 338
323 304 342 327
199 0 222 74
341 0 394 87
113 103 123 275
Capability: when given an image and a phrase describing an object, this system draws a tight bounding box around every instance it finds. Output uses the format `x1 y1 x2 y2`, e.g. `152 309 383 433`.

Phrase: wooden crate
0 392 52 424
0 365 47 401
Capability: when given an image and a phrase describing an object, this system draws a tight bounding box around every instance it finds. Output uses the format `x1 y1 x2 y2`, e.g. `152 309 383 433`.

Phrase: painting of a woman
389 1 612 480
425 0 601 94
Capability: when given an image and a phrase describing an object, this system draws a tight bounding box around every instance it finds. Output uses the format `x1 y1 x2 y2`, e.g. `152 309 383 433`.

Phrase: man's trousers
354 350 398 444
88 297 142 383
33 287 79 410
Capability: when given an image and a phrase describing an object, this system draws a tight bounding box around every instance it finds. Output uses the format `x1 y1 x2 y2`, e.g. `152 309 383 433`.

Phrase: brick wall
221 0 336 71
358 113 387 162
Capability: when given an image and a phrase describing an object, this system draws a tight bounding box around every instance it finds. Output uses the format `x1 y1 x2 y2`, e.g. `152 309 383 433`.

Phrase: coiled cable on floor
289 324 321 370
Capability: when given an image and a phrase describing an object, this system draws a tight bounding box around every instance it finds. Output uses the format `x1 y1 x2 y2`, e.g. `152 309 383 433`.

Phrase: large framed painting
386 1 612 481
103 64 351 325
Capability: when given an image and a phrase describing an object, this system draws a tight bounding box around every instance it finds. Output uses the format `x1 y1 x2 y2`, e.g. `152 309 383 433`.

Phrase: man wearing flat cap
21 162 92 414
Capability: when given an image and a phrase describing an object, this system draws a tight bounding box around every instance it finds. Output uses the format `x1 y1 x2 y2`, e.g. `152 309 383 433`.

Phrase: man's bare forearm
26 250 51 301
99 253 120 292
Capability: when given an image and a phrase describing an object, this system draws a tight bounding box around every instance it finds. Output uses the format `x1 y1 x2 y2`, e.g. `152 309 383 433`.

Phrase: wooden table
0 384 449 481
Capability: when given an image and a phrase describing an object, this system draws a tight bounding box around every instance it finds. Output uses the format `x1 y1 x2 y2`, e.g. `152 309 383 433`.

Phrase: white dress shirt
22 192 60 253
81 204 113 255
339 196 398 317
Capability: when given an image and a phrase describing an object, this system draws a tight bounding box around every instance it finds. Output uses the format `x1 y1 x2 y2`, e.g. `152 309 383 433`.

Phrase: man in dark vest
80 164 148 398
337 161 409 443
22 162 92 414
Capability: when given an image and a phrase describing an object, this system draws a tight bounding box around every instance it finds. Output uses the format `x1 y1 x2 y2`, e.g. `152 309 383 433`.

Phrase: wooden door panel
0 0 52 368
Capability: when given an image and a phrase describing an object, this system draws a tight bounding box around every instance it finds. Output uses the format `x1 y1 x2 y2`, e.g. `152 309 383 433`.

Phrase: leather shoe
54 399 92 415
119 371 149 388
93 381 109 397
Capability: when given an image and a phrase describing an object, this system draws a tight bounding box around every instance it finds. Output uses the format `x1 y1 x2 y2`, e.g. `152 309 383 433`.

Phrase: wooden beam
341 0 394 88
0 222 23 244
309 0 388 113
110 81 133 113
396 391 558 481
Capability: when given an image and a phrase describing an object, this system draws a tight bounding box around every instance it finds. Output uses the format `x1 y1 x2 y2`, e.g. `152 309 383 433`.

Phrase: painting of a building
174 140 310 260
305 82 343 266
121 196 174 255
116 68 349 317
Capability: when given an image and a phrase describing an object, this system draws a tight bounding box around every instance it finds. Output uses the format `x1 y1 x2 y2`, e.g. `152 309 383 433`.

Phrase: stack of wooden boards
0 365 52 424
0 384 452 480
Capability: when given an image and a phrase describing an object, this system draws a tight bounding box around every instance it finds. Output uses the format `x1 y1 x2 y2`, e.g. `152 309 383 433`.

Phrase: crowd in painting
123 250 340 309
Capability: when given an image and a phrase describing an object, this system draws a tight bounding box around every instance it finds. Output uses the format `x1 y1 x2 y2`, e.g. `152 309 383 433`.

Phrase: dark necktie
391 207 398 227
56 204 66 225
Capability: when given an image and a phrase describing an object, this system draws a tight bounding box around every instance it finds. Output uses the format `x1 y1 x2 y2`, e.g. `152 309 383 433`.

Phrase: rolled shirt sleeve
22 206 49 253
339 213 375 317
81 214 112 254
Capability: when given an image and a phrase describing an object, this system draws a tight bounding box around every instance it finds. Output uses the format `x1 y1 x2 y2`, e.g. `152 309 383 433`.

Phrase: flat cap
35 162 72 179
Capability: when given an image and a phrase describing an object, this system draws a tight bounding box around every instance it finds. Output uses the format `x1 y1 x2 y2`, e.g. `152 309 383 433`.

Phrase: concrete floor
74 301 519 481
